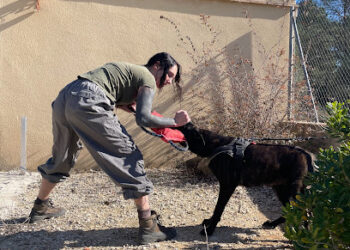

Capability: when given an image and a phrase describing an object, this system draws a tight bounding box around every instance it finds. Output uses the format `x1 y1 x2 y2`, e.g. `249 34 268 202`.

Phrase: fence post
291 6 320 123
288 6 295 121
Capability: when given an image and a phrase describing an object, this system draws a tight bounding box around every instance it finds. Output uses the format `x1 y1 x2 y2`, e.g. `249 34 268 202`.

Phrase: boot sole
29 210 65 223
138 230 176 244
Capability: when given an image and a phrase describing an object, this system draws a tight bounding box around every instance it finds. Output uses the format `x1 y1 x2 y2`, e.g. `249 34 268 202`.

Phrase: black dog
176 122 314 236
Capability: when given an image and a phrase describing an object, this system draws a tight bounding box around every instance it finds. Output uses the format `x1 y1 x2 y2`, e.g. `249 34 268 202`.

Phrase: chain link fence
290 0 350 122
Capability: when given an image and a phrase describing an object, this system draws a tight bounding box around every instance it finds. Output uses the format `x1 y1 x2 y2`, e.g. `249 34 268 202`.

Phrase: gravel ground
0 165 292 249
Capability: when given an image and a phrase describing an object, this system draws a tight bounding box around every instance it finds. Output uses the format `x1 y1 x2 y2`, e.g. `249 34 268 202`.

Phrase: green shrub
283 101 350 249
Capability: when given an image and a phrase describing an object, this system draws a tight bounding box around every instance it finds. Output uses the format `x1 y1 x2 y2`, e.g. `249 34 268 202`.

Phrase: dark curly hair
145 52 182 97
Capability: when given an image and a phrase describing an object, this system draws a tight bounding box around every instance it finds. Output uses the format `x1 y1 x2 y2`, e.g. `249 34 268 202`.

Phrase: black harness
208 138 252 162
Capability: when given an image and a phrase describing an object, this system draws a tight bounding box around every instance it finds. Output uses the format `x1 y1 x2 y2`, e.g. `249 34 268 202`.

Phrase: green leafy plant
284 101 350 249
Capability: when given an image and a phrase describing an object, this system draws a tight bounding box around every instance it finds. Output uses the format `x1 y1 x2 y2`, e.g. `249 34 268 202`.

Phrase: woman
29 52 191 244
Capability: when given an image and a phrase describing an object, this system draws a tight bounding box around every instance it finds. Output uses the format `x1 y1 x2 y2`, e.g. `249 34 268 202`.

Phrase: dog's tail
296 147 317 173
306 151 317 173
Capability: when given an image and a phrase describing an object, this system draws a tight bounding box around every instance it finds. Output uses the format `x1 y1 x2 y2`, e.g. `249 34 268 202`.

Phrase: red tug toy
140 111 188 151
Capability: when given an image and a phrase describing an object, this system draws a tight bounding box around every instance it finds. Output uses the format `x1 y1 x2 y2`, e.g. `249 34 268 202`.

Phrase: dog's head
176 122 231 157
176 122 209 156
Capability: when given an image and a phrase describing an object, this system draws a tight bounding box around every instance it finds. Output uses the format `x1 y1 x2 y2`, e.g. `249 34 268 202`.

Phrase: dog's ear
183 122 196 130
175 122 194 134
176 121 193 129
185 121 194 128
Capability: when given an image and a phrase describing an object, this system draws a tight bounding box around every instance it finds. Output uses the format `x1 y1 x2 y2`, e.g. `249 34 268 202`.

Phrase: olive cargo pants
38 79 154 199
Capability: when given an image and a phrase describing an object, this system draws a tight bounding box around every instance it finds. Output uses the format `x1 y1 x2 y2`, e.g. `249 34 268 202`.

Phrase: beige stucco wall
0 0 294 171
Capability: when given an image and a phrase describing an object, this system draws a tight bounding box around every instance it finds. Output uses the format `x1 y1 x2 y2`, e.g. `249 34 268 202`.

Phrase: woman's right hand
174 110 191 127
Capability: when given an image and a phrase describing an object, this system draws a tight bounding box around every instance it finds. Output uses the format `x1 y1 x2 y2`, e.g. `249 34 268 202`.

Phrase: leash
129 108 189 152
247 136 329 142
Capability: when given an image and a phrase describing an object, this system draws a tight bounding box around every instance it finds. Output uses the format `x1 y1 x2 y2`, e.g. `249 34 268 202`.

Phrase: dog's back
239 144 312 187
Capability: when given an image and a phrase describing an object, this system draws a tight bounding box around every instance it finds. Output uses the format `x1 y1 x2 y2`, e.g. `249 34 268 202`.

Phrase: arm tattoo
135 86 176 128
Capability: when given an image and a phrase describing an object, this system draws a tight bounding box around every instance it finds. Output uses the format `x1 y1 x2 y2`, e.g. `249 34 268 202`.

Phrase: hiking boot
138 210 177 244
29 198 65 223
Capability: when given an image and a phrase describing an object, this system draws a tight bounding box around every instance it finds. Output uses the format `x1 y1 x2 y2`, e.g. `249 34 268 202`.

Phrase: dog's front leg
201 185 236 236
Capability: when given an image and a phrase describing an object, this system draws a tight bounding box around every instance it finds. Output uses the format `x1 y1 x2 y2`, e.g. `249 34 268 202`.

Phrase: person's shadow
0 218 290 249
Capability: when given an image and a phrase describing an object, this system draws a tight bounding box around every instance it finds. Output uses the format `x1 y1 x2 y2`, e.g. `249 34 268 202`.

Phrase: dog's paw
200 219 215 236
200 226 215 236
262 220 277 229
202 218 211 227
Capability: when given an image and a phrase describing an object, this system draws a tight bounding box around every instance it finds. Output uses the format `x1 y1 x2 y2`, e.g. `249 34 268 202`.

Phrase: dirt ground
0 165 292 250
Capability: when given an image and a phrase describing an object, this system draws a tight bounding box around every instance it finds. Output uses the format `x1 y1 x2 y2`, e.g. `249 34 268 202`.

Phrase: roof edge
224 0 297 7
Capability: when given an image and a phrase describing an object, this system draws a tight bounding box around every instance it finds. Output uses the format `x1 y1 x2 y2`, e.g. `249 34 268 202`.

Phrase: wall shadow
180 32 253 94
179 32 256 132
0 0 36 33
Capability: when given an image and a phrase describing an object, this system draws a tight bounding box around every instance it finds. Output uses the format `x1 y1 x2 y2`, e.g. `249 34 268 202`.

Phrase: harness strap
208 138 252 162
